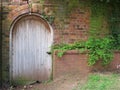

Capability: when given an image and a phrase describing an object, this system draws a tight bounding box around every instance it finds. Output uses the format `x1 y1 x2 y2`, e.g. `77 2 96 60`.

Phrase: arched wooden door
10 14 53 84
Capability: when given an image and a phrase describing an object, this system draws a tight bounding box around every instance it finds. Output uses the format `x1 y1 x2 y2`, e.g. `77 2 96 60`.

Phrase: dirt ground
9 72 88 90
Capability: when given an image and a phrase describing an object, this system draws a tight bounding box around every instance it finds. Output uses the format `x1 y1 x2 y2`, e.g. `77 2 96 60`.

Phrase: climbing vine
52 41 86 57
86 1 114 65
86 37 113 65
52 36 114 66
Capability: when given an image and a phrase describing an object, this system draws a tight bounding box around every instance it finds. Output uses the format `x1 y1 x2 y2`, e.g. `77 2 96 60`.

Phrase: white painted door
11 16 52 83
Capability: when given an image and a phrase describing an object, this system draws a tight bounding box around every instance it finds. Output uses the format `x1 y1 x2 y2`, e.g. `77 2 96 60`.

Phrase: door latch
46 51 51 55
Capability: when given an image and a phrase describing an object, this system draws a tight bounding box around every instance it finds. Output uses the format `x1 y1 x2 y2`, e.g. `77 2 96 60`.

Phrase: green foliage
76 73 119 90
52 36 113 66
90 1 120 51
86 2 114 65
109 3 120 50
52 41 86 57
41 12 55 24
86 37 113 65
89 1 109 37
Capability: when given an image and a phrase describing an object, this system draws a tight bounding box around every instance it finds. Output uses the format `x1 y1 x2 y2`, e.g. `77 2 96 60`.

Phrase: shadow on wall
0 0 3 87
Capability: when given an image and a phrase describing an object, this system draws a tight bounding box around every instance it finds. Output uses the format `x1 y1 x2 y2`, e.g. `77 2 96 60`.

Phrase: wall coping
54 50 88 55
54 50 120 55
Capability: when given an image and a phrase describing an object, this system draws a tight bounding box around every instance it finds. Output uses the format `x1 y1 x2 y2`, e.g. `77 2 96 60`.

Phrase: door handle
46 51 52 55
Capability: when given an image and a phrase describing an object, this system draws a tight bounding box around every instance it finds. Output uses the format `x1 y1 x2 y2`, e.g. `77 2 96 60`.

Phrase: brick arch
8 4 42 22
8 5 29 21
10 13 53 33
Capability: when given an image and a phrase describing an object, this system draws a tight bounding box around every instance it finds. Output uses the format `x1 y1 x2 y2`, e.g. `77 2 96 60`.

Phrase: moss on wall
89 1 109 38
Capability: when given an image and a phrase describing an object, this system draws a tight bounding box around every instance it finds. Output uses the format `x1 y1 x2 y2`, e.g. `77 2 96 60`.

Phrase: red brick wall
53 50 90 79
112 51 120 70
53 8 90 44
53 50 120 79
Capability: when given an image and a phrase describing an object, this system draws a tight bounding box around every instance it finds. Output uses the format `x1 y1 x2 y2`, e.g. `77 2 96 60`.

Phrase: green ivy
86 37 113 65
52 41 86 57
52 36 114 66
41 12 55 24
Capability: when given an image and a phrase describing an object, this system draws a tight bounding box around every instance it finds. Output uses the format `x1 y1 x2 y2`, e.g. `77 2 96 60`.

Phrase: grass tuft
73 73 120 90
